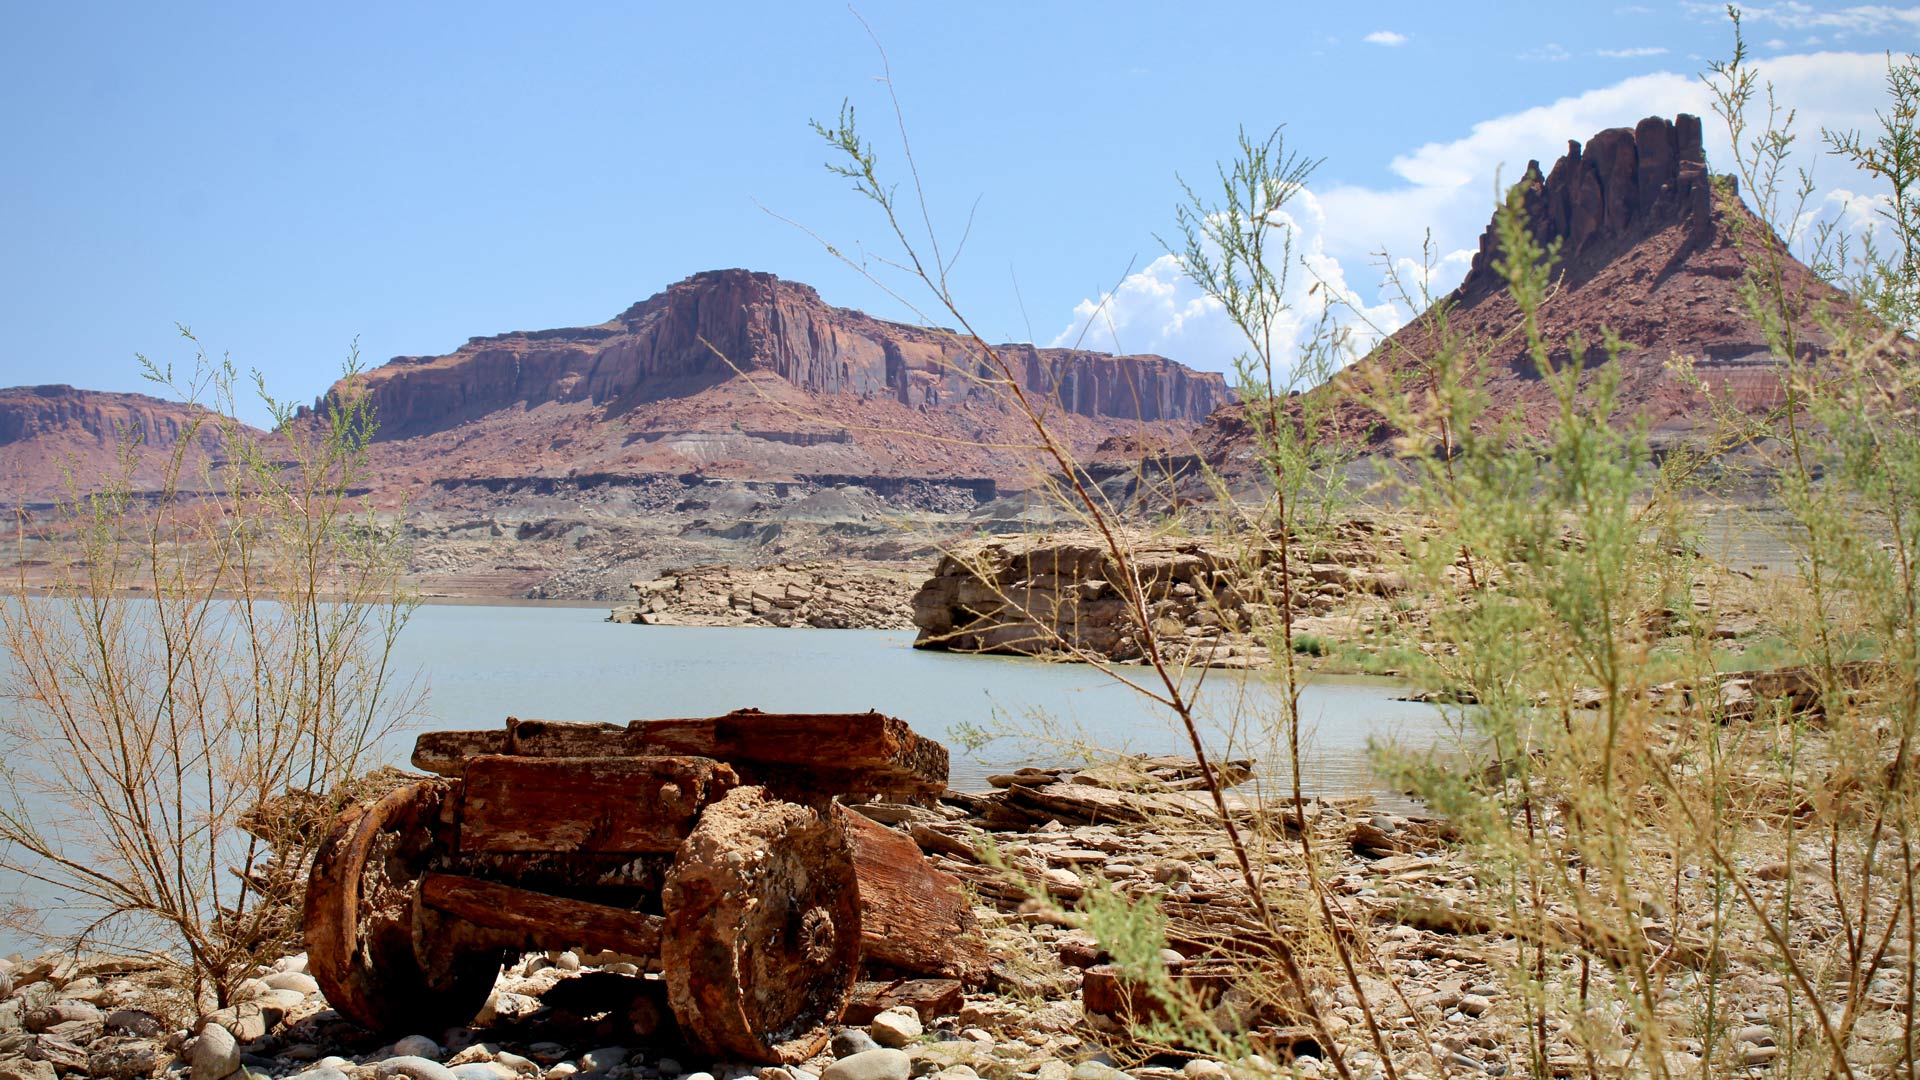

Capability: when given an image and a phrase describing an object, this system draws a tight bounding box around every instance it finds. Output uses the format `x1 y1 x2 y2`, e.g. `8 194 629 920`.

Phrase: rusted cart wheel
660 786 862 1064
305 779 502 1033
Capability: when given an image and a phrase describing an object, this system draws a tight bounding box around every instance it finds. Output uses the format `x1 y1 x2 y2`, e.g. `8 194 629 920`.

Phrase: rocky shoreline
608 563 921 629
0 754 1818 1080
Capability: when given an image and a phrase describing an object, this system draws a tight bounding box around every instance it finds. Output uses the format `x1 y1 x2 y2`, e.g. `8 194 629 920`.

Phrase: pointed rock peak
1457 113 1719 301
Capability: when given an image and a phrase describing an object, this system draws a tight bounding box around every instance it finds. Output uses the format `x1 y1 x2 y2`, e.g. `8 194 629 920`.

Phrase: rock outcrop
611 561 921 628
343 270 1228 438
311 270 1232 492
1191 114 1857 478
0 385 251 505
1456 113 1716 301
909 526 1400 667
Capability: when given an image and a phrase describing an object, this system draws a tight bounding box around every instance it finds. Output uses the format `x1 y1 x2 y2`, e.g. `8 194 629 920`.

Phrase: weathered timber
1082 962 1235 1025
842 809 989 984
457 755 736 854
335 712 970 1062
660 787 862 1064
842 978 966 1024
414 710 946 798
419 873 663 958
304 781 503 1034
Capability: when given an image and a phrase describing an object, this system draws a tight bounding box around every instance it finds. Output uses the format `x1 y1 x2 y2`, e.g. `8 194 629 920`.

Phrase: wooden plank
419 872 662 958
457 755 735 854
412 730 507 776
1081 962 1234 1024
712 710 948 797
843 809 988 983
843 978 965 1024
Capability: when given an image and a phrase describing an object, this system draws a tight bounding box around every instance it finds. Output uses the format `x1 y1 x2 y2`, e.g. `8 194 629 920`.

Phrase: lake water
1 601 1447 957
388 604 1447 795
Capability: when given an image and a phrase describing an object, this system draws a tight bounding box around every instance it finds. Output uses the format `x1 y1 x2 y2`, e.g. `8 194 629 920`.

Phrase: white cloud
1597 46 1672 58
1050 190 1411 388
1685 2 1920 37
1521 42 1573 62
1364 30 1408 46
1051 51 1900 387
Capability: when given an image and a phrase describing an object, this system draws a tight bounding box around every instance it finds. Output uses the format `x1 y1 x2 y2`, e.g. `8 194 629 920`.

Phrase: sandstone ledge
610 562 921 629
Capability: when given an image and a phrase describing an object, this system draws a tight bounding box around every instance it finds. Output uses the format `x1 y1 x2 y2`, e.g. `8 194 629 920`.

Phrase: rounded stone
821 1049 913 1080
394 1035 444 1061
190 1023 242 1080
105 1008 165 1038
287 1070 350 1080
1070 1064 1131 1080
869 1007 923 1049
261 971 321 996
450 1065 518 1080
581 1047 629 1071
833 1030 881 1059
377 1056 460 1080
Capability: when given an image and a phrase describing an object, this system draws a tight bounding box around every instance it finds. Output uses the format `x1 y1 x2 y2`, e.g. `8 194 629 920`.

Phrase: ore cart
303 710 970 1065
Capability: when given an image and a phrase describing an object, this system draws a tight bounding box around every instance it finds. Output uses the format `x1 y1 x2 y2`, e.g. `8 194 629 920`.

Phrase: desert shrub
0 335 420 1010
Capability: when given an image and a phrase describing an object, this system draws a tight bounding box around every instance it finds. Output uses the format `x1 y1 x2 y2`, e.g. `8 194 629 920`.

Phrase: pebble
450 1066 518 1080
581 1047 629 1071
0 971 12 1002
190 1023 241 1080
553 951 583 972
832 1030 881 1058
379 1057 460 1080
394 1035 444 1060
869 1007 923 1049
1733 1025 1774 1046
529 1044 572 1066
1743 1046 1780 1066
1070 1062 1132 1080
287 1070 349 1080
494 1052 538 1073
546 1065 579 1079
1042 868 1081 892
261 971 321 996
682 1071 716 1080
1458 994 1493 1017
88 1040 167 1080
821 1048 913 1080
1182 1062 1228 1080
101 1006 160 1038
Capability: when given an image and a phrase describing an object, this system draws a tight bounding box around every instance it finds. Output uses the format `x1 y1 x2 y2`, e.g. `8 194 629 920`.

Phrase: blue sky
2 3 1913 425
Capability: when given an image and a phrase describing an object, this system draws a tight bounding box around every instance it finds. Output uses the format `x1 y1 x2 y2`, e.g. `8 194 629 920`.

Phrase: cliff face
0 385 249 505
0 384 214 449
1195 114 1853 475
342 270 1231 441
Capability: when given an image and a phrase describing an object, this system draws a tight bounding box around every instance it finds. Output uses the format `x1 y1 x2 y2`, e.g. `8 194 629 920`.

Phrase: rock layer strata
611 561 920 629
